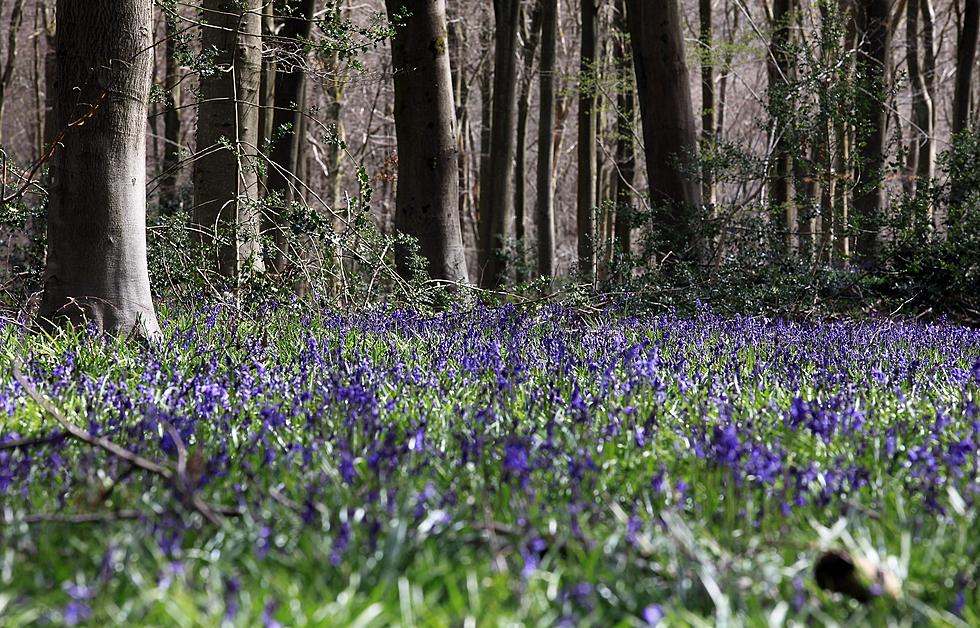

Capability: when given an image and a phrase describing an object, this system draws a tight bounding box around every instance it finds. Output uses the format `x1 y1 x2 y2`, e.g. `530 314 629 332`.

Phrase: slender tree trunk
161 10 182 206
577 0 598 281
193 0 264 280
257 0 276 192
42 1 56 151
0 0 26 145
613 0 635 260
626 0 703 263
920 0 936 184
32 3 43 155
40 0 160 337
905 0 931 198
514 2 542 283
768 0 795 255
386 0 469 284
699 0 716 207
536 0 557 278
853 0 890 263
476 25 493 274
954 0 979 137
479 0 521 287
264 0 315 273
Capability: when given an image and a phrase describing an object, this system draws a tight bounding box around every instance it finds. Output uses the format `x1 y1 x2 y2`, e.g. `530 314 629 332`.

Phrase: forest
0 0 979 625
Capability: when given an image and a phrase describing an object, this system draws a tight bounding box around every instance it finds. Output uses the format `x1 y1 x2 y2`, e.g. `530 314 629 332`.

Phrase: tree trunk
386 0 469 284
699 0 716 207
264 0 315 273
768 0 795 255
953 0 979 136
613 0 635 259
536 0 557 278
193 0 264 280
0 0 26 145
161 10 182 206
514 1 542 283
853 0 890 263
626 0 702 263
40 0 160 337
257 0 276 192
905 0 935 198
42 1 56 151
577 0 598 282
479 0 521 287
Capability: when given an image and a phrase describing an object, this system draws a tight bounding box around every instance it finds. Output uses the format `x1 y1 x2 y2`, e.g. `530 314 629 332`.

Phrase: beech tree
193 0 264 279
386 0 469 283
39 0 159 336
577 0 598 281
626 0 702 262
478 0 520 288
953 0 979 136
264 0 316 273
853 0 890 262
535 0 557 278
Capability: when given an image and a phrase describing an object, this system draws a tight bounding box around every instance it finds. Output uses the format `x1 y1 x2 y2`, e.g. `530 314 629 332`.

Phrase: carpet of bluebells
1 302 979 625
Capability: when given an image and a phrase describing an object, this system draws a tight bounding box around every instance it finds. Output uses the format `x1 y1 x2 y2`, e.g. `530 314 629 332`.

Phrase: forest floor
0 302 977 625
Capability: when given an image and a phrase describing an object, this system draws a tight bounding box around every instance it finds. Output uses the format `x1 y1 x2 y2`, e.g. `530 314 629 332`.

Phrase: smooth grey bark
768 0 795 255
613 0 635 258
386 0 469 284
479 0 521 287
265 0 315 273
577 0 598 281
40 0 160 337
626 0 702 263
536 0 557 278
161 11 182 205
514 1 542 283
953 0 979 136
193 0 264 279
853 0 890 263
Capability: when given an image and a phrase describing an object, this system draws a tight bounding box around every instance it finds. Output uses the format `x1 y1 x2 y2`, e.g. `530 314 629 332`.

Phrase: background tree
626 0 702 263
768 0 796 255
953 0 979 137
39 0 159 336
478 0 521 287
386 0 469 284
613 0 635 260
264 0 316 273
536 0 557 278
852 0 890 262
577 0 598 281
193 0 265 280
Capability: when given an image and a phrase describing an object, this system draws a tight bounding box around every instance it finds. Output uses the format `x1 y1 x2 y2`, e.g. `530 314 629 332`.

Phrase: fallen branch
11 359 242 523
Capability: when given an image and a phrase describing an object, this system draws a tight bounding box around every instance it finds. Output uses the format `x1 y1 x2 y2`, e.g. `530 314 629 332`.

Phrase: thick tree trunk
161 12 182 206
264 0 314 273
536 0 557 278
768 0 795 255
479 0 521 287
193 0 264 280
613 0 635 258
853 0 890 263
577 0 598 281
40 0 160 337
386 0 469 284
953 0 979 136
626 0 703 263
514 2 542 283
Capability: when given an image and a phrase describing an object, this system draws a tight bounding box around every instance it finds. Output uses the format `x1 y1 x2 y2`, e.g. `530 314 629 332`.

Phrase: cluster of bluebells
1 302 979 622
